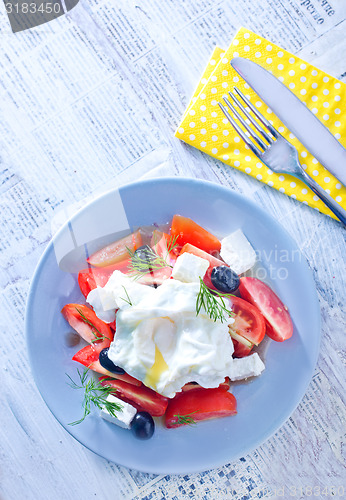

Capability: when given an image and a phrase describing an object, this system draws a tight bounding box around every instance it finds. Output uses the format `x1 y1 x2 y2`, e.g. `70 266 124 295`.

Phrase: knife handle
298 171 346 226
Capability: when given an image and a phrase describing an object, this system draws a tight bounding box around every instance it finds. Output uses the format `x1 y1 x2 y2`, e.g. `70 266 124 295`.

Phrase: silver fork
219 87 346 226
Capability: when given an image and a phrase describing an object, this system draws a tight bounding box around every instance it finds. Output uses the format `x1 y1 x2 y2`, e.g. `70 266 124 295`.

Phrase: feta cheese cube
172 252 209 283
220 229 256 275
100 394 137 429
229 353 265 381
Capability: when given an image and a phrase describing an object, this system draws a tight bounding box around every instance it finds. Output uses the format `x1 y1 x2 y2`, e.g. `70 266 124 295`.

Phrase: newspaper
0 0 345 499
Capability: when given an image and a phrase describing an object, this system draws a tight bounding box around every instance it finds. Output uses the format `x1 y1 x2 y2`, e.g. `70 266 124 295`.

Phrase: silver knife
230 57 346 187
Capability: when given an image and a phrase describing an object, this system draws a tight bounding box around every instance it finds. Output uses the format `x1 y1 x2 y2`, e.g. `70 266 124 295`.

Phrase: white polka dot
335 133 341 140
279 175 285 181
211 75 217 82
256 101 262 107
335 121 341 127
189 122 195 128
266 45 272 51
289 57 295 64
312 159 318 164
256 174 262 180
234 149 240 155
300 89 307 95
289 133 295 139
323 89 329 95
223 130 229 136
178 127 184 134
323 76 329 83
255 52 261 58
200 116 206 122
279 187 285 193
200 141 206 147
325 189 331 194
222 70 228 76
302 188 308 195
255 39 261 45
212 123 218 129
267 169 273 175
289 70 295 76
234 160 240 167
267 108 273 114
245 167 251 173
278 64 284 70
189 109 195 116
336 183 341 189
244 45 250 52
233 51 239 58
200 129 206 134
290 182 296 188
256 162 262 168
234 137 240 142
335 108 341 114
323 102 329 108
212 135 218 141
268 181 274 187
233 76 239 83
211 88 217 94
289 83 295 89
200 93 206 100
313 195 319 201
201 78 208 85
278 76 284 82
266 58 272 64
189 134 195 140
223 142 229 148
223 155 229 161
244 32 250 39
211 100 217 106
300 76 307 83
210 59 216 65
200 105 206 111
324 177 330 183
222 118 228 125
302 201 309 205
335 95 341 102
311 83 318 89
312 170 319 176
323 114 329 121
211 111 217 118
311 70 318 76
278 51 284 57
233 39 239 46
301 151 307 157
336 196 342 202
222 58 228 64
222 82 228 88
300 63 307 70
291 194 297 199
278 126 285 133
334 82 341 89
311 96 318 102
245 157 251 162
312 108 318 114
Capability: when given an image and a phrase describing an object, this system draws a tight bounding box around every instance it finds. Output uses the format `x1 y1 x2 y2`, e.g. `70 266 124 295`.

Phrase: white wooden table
1 1 345 499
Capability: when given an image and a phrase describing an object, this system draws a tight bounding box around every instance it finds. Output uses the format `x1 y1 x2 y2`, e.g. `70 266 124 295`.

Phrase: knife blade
230 57 346 187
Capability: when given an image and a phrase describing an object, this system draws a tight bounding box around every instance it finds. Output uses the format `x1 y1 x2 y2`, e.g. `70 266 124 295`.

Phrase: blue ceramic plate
26 177 320 474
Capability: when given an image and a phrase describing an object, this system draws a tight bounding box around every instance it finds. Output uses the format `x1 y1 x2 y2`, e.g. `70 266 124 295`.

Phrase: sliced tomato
72 345 142 385
99 377 168 416
137 267 172 286
78 260 131 298
164 388 237 428
228 296 266 347
179 243 226 289
87 230 142 267
239 277 293 342
151 231 178 267
61 303 113 351
232 338 253 358
170 215 221 254
181 377 230 392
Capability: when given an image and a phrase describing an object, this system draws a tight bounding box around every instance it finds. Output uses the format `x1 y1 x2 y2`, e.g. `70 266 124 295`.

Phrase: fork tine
223 96 267 151
233 87 279 139
218 102 262 156
228 92 273 145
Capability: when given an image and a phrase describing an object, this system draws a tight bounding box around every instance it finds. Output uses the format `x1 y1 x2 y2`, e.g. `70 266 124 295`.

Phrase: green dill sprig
120 285 133 306
66 368 123 425
196 278 235 323
172 412 198 426
126 235 179 279
75 307 108 343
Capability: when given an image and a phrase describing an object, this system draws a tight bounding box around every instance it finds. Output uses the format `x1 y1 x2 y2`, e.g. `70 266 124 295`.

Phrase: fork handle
298 171 346 226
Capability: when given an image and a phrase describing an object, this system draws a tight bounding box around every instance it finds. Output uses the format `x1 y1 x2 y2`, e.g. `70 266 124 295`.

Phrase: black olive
133 245 155 272
99 348 125 374
211 266 240 293
130 411 155 440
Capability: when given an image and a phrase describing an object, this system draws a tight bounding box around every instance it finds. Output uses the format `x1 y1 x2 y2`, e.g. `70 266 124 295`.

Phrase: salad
62 215 293 440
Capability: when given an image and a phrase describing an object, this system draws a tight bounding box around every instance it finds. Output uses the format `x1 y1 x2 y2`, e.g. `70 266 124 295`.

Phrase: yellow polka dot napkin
175 27 346 219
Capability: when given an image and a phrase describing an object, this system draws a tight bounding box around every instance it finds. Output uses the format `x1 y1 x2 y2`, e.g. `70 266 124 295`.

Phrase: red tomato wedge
179 243 226 289
232 338 253 358
151 231 179 266
239 277 293 342
171 215 221 254
181 377 230 392
99 377 168 416
78 260 131 298
136 267 173 286
228 296 266 347
164 388 237 428
61 303 113 351
72 345 141 386
87 230 142 267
